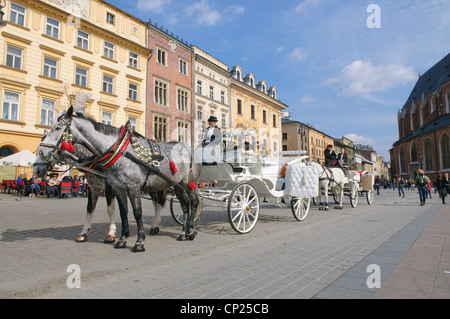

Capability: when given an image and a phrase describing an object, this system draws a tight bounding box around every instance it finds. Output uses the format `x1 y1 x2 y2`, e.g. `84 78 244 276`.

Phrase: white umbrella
0 150 36 167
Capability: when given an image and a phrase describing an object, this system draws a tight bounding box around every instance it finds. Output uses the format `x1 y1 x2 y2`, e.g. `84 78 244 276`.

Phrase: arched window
399 147 405 173
424 139 433 171
0 146 16 158
441 133 450 169
410 142 417 162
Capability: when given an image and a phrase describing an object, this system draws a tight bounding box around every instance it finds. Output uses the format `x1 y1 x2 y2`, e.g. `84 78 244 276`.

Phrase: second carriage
170 130 319 234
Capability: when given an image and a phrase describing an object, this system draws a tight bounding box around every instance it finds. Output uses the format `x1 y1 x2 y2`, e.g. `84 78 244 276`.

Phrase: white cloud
137 0 171 14
300 94 314 103
186 0 244 27
288 47 308 62
327 60 416 98
295 0 320 13
345 133 374 145
276 47 284 53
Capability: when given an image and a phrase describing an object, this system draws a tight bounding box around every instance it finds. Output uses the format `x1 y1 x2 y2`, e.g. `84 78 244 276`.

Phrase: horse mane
74 111 121 137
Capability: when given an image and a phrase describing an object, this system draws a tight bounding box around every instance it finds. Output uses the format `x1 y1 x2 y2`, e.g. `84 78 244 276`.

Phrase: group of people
396 171 449 205
324 144 348 168
15 173 87 198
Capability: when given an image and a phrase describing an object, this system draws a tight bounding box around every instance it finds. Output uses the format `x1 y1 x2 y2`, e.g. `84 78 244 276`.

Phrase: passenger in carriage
324 144 337 167
337 148 348 167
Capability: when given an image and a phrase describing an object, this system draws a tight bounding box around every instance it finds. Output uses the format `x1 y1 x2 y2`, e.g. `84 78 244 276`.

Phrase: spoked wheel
227 183 260 234
291 197 310 221
349 184 359 208
366 190 374 205
170 197 202 225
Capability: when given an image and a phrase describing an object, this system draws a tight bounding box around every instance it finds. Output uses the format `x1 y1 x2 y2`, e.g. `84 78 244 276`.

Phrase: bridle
38 115 73 153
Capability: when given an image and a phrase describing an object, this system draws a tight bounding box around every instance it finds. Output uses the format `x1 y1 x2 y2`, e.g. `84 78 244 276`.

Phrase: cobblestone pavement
0 188 447 299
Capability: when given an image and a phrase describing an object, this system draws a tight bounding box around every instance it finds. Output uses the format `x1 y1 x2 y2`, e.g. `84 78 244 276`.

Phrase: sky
106 0 450 160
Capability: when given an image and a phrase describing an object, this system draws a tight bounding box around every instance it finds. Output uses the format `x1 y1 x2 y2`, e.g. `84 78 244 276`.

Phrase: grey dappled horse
37 106 202 252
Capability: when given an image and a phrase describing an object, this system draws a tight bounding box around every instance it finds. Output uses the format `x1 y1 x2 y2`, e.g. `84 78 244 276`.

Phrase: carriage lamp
0 0 6 28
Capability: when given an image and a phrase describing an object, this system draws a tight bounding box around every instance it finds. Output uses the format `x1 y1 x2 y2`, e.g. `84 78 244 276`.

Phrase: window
106 13 115 25
2 91 20 121
441 133 450 169
5 45 23 69
43 57 57 79
179 59 187 75
0 146 15 158
221 114 226 128
410 142 417 163
128 116 137 131
9 2 26 27
40 98 55 126
154 80 167 105
237 99 242 115
154 116 167 142
197 109 203 121
177 121 189 143
196 80 202 95
209 85 214 100
102 75 114 94
157 47 167 66
129 51 138 69
75 66 88 87
282 133 288 140
104 41 115 60
273 114 277 127
102 111 112 125
424 139 433 171
77 30 89 50
46 17 60 39
262 110 267 124
221 91 225 104
128 83 138 101
177 89 188 112
251 105 256 119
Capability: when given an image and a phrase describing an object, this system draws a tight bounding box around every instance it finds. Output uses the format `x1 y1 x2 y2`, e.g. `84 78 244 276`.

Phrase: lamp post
0 0 7 28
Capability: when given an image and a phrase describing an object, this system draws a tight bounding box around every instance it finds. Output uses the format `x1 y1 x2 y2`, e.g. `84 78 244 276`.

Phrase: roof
393 112 450 145
402 52 450 109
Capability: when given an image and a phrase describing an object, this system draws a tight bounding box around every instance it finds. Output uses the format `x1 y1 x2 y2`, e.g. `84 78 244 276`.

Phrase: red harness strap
96 126 131 169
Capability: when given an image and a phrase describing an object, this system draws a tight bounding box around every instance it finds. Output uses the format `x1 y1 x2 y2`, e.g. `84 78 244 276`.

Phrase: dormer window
236 70 241 80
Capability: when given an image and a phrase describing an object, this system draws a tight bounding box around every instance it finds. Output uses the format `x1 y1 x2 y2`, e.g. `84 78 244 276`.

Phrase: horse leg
76 186 99 242
323 184 329 211
187 191 200 240
175 187 190 241
114 191 129 249
104 183 117 243
149 191 167 235
128 192 146 252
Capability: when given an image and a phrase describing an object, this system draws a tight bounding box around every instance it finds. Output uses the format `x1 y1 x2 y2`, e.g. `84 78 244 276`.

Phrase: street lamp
0 0 7 28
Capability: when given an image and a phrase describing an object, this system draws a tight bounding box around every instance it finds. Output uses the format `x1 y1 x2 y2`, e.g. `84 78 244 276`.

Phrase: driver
202 116 222 164
324 144 337 167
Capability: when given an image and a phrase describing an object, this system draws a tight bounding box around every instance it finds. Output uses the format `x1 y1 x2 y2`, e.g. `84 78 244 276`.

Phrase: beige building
0 0 151 161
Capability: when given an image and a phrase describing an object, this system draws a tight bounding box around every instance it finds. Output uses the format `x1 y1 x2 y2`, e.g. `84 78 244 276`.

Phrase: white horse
308 162 347 210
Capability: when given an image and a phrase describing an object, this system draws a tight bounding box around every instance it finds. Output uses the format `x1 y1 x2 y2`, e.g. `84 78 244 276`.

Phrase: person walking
374 176 381 195
415 169 430 206
440 173 449 204
426 178 432 199
398 177 405 198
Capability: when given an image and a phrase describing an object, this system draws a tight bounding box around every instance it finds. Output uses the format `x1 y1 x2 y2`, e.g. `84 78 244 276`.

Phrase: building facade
391 52 450 181
229 65 287 155
146 23 193 146
192 45 229 146
0 0 151 159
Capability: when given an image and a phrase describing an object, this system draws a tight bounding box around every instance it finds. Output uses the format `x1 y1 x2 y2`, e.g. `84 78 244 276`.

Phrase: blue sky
107 0 450 160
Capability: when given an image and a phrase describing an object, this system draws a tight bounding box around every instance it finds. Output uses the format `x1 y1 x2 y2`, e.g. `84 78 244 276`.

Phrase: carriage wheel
290 197 310 221
366 190 374 205
350 184 359 208
227 183 259 234
170 197 201 226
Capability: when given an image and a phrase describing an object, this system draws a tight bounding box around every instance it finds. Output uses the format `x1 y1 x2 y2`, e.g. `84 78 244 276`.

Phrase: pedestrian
398 177 405 198
415 169 430 206
435 174 441 197
374 176 381 195
426 178 432 199
440 173 449 204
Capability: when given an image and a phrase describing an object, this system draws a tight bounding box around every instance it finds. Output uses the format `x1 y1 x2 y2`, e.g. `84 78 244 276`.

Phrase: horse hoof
114 240 127 249
75 234 87 242
177 234 187 241
132 244 145 252
104 235 116 243
187 231 197 241
318 206 323 210
324 207 329 211
339 206 343 210
149 227 160 235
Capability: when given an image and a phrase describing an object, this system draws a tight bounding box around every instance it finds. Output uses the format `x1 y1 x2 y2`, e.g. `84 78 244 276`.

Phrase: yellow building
0 0 151 160
229 65 288 155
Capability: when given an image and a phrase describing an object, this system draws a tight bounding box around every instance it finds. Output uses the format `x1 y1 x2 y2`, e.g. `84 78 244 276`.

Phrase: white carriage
342 170 374 207
170 130 319 234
